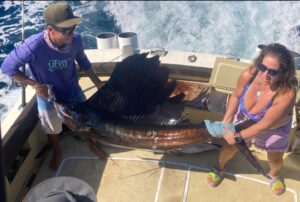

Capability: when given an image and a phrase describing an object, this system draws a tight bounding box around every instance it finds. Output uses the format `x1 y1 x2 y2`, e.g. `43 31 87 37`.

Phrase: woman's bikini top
238 77 274 122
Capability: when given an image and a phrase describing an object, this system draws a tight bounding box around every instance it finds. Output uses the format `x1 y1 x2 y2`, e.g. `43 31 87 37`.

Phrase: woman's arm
240 88 296 139
223 87 296 144
222 67 254 124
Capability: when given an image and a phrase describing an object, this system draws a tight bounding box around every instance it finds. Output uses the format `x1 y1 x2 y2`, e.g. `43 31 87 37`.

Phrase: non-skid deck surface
32 135 299 202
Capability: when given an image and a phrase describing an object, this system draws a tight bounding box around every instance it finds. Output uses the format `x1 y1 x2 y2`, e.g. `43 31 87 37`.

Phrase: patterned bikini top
238 80 274 122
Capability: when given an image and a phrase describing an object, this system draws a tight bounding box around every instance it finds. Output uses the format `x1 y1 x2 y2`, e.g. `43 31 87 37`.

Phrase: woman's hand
223 128 236 145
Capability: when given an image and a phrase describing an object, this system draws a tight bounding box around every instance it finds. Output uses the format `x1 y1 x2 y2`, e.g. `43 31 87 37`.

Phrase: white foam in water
0 73 20 120
104 1 300 58
1 1 300 119
0 1 48 120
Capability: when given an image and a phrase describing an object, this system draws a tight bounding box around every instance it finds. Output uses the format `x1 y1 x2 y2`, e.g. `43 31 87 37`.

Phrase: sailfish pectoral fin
88 136 108 160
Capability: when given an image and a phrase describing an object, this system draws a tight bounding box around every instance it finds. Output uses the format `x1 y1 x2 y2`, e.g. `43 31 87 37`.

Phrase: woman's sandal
206 166 224 187
269 176 286 195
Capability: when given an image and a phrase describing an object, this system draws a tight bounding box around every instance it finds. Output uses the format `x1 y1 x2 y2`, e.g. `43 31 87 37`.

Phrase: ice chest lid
209 57 250 93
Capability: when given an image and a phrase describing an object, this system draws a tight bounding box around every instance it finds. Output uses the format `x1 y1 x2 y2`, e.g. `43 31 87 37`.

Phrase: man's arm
84 68 104 89
12 70 49 98
75 35 104 90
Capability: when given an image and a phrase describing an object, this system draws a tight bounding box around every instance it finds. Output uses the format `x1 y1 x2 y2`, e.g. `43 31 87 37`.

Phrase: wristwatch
234 132 244 144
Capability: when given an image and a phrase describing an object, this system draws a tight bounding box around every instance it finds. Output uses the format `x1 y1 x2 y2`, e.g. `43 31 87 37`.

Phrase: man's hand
85 68 103 90
12 71 50 99
33 84 49 99
96 81 105 89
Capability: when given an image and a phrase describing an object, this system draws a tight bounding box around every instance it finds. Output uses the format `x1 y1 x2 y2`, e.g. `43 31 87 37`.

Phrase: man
1 1 103 170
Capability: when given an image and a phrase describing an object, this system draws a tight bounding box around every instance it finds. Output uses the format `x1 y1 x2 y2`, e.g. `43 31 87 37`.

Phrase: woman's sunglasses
52 25 76 36
256 63 282 77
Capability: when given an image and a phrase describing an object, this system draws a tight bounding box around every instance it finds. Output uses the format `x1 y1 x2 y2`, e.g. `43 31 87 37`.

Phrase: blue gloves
204 120 235 138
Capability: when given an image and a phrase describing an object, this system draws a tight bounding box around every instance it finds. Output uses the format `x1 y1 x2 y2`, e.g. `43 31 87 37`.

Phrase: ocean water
1 1 300 120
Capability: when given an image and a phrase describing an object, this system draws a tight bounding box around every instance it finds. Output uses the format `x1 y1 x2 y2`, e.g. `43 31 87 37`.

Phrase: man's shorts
37 91 86 135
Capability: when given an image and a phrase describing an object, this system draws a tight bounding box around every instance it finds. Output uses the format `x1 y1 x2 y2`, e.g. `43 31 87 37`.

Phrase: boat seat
203 57 250 114
206 86 230 114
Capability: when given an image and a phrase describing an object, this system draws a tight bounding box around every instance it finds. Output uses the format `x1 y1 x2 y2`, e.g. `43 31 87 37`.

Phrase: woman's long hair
251 43 297 93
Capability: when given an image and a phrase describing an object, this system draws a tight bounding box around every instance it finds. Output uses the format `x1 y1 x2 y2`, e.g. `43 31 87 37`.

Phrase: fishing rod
20 0 26 108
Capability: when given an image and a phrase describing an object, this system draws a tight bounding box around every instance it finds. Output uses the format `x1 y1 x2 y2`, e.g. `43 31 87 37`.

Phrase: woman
206 43 297 195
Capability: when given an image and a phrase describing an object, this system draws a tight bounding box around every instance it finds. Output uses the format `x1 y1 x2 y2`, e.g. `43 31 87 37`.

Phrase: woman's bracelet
234 132 244 144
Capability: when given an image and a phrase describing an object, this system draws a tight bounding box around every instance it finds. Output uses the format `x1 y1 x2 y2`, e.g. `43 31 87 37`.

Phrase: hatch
209 57 250 93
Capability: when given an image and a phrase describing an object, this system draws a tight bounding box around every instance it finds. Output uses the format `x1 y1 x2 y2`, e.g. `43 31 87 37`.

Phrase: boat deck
32 134 300 202
30 77 300 202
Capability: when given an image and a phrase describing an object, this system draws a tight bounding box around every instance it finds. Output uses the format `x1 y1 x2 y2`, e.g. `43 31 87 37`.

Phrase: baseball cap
45 1 82 28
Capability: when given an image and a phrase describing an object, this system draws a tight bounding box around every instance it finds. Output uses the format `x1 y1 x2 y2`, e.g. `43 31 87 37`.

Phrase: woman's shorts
245 121 292 153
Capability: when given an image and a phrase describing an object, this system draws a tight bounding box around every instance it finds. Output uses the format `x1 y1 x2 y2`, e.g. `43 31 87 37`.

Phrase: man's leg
37 96 63 171
45 90 86 170
47 134 61 170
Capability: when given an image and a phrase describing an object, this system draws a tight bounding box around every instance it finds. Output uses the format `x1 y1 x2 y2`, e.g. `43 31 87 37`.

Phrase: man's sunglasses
256 63 282 77
52 25 76 36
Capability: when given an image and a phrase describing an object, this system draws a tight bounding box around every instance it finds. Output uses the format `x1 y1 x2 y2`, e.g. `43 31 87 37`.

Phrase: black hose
0 119 7 202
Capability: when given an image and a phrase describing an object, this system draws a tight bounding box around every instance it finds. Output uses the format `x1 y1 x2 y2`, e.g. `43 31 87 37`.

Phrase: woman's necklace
256 79 264 101
256 78 272 101
256 90 262 100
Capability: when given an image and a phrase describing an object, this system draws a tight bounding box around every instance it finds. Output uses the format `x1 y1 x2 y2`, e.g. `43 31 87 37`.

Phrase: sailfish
54 52 270 179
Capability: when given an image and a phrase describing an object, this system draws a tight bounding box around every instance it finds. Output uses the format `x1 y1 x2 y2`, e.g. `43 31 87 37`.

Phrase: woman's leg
267 151 286 195
207 144 238 187
267 151 284 177
216 144 238 171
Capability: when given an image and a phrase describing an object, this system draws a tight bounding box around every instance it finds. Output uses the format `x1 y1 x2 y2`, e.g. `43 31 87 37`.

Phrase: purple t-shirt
1 32 91 102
